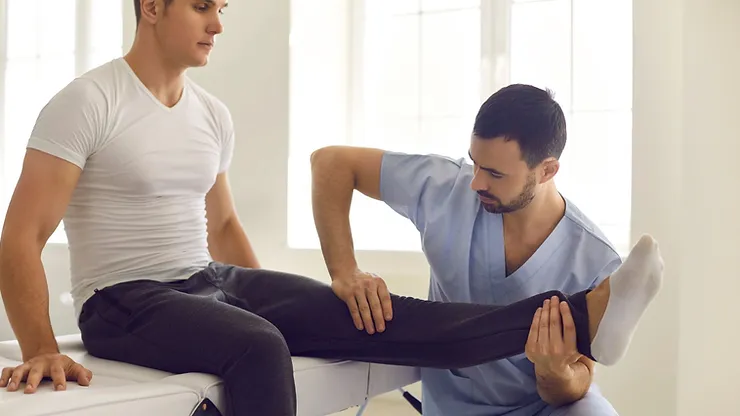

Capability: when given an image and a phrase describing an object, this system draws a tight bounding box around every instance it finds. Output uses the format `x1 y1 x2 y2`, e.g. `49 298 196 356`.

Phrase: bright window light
0 0 123 244
290 0 633 254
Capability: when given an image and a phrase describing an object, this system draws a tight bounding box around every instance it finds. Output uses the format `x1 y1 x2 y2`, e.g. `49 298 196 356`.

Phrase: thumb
568 353 584 365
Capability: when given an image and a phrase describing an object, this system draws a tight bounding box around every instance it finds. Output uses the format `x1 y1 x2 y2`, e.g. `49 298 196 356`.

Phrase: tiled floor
331 383 422 416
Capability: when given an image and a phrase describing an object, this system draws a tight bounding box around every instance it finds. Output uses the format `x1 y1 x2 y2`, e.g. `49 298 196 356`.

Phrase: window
289 0 632 254
0 0 123 244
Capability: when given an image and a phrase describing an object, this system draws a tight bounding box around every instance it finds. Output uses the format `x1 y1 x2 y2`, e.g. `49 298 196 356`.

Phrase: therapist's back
311 84 622 415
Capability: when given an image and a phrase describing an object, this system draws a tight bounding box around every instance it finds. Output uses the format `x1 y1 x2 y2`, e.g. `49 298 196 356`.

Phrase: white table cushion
0 334 420 416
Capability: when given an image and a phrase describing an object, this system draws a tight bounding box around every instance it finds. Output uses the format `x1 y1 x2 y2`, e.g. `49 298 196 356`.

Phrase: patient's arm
205 172 260 268
0 149 90 392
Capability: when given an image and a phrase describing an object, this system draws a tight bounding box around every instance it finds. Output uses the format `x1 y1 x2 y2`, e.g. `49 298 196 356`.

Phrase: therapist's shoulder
562 199 623 276
381 151 472 184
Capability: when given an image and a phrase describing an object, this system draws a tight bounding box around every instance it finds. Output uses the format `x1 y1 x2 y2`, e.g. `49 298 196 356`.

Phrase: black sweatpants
78 262 594 416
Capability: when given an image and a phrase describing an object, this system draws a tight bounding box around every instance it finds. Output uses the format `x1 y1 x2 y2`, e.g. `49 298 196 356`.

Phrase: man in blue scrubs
311 84 623 415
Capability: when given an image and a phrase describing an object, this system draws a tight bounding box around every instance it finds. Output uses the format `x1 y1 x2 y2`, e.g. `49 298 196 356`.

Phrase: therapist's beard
479 176 536 214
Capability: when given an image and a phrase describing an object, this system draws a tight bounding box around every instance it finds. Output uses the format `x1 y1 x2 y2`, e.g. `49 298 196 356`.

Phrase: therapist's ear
538 158 560 183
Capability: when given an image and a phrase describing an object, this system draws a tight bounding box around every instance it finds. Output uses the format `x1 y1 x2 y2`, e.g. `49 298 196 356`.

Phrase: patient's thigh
548 391 618 416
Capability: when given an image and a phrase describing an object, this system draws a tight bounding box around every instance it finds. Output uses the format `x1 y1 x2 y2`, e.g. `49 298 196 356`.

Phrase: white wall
594 0 739 415
675 0 739 414
1 0 736 414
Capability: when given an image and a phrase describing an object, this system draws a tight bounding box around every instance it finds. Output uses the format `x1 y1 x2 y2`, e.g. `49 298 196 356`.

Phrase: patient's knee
225 323 292 377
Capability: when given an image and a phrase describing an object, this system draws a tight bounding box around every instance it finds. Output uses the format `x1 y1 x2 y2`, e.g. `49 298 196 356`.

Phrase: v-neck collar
118 58 189 113
487 201 571 294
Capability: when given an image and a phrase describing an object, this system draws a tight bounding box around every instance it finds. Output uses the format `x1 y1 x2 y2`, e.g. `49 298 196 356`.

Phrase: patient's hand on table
331 268 393 335
0 353 92 394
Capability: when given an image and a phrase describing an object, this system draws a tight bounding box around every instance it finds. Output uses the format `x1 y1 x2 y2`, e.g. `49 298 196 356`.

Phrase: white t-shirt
26 58 235 318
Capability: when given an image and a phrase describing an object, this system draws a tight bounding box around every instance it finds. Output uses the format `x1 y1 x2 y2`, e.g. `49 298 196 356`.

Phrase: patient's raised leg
225 235 663 368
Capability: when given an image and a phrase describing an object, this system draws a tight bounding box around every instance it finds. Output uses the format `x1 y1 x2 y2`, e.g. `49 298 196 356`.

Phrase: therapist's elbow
310 146 340 166
310 146 357 182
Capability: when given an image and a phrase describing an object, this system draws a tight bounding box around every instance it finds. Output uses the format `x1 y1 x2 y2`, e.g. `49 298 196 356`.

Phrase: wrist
535 363 574 384
328 263 359 281
22 345 60 362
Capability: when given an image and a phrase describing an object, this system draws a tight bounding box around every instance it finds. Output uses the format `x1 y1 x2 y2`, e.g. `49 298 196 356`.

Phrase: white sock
591 234 664 366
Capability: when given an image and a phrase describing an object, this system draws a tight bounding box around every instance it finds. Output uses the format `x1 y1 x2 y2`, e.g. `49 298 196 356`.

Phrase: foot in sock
586 234 664 365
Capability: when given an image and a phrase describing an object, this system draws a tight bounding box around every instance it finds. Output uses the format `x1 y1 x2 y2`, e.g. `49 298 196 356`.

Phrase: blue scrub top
379 151 622 416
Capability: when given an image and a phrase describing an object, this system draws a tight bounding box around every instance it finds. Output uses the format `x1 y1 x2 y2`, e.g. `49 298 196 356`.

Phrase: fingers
560 301 578 354
365 287 386 333
7 363 29 392
0 367 11 388
538 299 551 348
50 363 67 390
23 365 45 394
548 295 563 350
71 363 92 387
345 297 364 331
377 278 393 321
335 272 393 334
354 289 375 334
526 306 542 358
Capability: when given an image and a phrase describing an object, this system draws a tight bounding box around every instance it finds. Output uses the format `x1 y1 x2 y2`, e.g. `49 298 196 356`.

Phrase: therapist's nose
470 167 487 192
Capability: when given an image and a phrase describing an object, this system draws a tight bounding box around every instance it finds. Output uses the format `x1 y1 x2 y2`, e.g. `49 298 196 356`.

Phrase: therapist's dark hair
472 84 567 169
133 0 175 26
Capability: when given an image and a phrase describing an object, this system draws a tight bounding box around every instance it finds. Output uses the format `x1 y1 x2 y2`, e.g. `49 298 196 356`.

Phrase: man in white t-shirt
0 1 664 416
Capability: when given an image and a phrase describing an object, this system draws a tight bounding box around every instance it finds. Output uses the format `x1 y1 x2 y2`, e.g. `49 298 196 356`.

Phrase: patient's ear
140 0 160 24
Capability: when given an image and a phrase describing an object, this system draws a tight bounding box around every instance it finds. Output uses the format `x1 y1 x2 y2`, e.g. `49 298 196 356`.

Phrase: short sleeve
379 151 463 230
212 99 235 173
219 132 234 173
591 254 623 289
26 78 107 169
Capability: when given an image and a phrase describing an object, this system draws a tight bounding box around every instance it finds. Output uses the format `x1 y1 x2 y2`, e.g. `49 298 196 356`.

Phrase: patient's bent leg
78 276 297 416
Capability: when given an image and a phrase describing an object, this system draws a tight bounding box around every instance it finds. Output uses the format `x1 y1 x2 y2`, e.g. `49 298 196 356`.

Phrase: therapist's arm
310 146 393 334
0 149 92 393
526 298 594 407
310 146 385 275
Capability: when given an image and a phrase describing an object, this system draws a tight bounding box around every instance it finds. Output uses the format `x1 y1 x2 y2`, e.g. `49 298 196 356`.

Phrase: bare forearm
208 219 260 268
310 150 359 279
536 362 592 407
0 239 59 361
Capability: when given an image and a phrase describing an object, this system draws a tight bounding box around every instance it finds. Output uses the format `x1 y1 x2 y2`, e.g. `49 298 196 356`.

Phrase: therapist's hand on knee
331 269 393 335
0 353 92 394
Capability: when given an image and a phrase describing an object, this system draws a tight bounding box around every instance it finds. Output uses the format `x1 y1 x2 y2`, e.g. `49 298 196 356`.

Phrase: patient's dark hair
134 0 174 25
473 84 567 168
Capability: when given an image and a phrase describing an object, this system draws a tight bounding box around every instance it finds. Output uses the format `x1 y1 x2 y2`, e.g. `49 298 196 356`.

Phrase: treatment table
0 334 421 416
